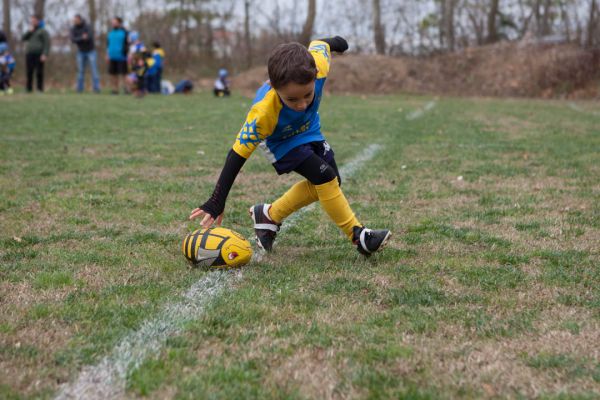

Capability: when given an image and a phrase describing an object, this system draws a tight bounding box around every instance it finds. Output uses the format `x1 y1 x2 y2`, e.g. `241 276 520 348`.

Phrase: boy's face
276 80 316 112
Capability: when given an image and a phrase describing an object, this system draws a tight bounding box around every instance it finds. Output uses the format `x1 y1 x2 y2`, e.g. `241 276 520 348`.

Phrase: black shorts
273 141 335 175
108 60 128 75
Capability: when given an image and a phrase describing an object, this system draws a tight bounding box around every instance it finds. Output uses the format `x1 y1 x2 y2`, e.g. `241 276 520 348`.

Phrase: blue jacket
107 28 128 61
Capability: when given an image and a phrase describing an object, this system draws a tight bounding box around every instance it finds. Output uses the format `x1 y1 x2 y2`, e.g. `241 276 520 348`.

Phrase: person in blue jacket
106 17 128 94
0 42 16 95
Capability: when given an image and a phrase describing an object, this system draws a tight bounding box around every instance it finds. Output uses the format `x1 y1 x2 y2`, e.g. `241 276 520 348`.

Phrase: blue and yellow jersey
0 53 16 74
232 40 331 162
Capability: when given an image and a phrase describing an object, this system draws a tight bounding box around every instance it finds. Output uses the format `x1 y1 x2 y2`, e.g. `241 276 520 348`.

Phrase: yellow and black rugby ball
182 227 252 268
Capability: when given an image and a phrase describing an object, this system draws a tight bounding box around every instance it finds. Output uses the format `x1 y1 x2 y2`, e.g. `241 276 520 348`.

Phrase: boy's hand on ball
189 208 223 229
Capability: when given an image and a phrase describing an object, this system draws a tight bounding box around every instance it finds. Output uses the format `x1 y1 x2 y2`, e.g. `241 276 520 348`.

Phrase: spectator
174 79 193 94
106 17 128 94
127 31 145 67
213 68 230 97
70 14 100 93
0 42 16 95
22 15 50 93
148 41 164 93
0 30 6 44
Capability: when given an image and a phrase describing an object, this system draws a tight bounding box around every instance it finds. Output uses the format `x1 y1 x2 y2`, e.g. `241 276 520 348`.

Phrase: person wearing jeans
70 14 100 93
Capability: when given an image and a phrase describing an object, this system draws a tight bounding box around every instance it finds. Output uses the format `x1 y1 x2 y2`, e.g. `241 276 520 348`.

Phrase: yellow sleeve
232 105 278 158
309 40 331 79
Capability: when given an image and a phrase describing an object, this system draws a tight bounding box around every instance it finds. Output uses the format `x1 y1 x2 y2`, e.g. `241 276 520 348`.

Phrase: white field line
406 100 437 121
55 143 383 400
568 102 600 116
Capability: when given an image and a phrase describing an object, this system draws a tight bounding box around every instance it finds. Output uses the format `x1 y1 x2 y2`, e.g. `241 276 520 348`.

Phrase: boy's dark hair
114 16 123 25
267 42 316 89
153 41 161 48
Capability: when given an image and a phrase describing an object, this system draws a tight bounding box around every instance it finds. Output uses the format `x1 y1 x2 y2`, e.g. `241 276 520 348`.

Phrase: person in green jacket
22 15 50 92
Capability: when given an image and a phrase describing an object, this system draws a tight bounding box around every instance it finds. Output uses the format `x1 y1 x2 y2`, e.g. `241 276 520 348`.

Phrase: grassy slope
0 92 599 399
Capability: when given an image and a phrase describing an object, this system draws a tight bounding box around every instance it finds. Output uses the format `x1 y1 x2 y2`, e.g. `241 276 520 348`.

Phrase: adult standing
22 15 50 93
106 17 128 94
70 14 100 93
0 30 6 44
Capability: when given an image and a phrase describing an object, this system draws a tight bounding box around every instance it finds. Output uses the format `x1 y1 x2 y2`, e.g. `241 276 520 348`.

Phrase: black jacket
0 30 6 43
70 21 95 52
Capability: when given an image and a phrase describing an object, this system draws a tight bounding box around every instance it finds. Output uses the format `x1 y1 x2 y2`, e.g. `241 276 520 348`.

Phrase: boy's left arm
308 36 348 78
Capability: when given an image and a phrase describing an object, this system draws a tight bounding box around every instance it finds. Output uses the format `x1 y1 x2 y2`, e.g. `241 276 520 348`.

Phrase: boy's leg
268 179 318 223
293 153 360 239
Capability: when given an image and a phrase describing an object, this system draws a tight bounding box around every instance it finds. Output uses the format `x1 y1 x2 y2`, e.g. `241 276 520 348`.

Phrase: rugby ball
182 227 252 268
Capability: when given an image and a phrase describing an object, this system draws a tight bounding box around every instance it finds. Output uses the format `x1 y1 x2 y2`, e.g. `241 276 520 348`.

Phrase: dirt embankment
233 42 600 99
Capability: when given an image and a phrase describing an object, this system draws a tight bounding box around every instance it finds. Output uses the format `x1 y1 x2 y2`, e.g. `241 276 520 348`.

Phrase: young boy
0 43 15 95
148 41 164 93
190 37 390 256
213 68 230 97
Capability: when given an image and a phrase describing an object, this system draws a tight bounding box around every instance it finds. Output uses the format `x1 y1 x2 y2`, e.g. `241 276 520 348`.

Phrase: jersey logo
310 44 330 61
238 118 261 148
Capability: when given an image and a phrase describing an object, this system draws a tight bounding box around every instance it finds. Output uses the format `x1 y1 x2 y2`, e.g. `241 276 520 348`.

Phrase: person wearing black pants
26 53 44 92
22 15 50 92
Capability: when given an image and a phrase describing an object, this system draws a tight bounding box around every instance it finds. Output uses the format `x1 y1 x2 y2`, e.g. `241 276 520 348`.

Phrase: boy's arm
191 105 275 227
317 36 349 53
194 149 247 221
308 36 348 79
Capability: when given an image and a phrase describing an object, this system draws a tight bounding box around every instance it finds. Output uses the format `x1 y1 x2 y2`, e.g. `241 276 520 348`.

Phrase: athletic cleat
249 204 281 252
353 226 391 256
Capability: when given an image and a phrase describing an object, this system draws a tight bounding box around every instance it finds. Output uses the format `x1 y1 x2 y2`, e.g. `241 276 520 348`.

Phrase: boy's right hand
189 208 224 229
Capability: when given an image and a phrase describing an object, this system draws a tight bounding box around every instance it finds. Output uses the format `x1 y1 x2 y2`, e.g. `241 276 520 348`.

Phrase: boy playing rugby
190 37 390 256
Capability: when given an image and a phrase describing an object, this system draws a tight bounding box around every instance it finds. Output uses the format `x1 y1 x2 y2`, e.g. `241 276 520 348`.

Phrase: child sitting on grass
190 36 390 256
0 43 15 95
213 68 230 97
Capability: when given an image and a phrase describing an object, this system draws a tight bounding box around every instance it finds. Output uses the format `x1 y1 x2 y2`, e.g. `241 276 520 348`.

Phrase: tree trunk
486 0 500 44
33 0 45 19
586 0 597 47
540 0 552 36
372 0 385 54
443 0 456 51
87 0 96 35
2 0 10 44
298 0 316 46
244 0 251 68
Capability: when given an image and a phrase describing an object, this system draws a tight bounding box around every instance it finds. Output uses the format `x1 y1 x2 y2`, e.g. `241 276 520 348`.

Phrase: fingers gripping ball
182 227 252 268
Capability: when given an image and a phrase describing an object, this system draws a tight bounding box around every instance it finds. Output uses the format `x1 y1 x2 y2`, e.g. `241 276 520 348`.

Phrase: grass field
1 91 599 399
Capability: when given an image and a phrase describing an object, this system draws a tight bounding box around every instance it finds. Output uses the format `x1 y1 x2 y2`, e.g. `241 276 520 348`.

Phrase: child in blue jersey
148 41 164 93
190 37 390 256
0 43 15 94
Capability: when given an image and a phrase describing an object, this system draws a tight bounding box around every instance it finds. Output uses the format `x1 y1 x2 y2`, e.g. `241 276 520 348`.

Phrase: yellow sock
269 180 319 223
314 178 361 239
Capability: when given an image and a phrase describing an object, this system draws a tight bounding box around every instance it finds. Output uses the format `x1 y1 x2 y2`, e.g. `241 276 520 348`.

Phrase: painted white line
569 102 600 116
55 143 383 400
406 100 437 121
55 271 241 399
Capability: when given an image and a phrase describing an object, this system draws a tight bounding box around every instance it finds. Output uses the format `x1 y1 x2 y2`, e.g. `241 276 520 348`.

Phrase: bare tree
586 0 597 47
34 0 45 18
2 0 10 44
244 0 251 68
372 0 385 54
298 0 315 46
88 0 96 33
440 0 457 50
486 0 500 43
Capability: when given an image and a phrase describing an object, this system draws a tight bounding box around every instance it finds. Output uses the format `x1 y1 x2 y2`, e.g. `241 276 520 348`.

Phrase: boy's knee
308 162 338 185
